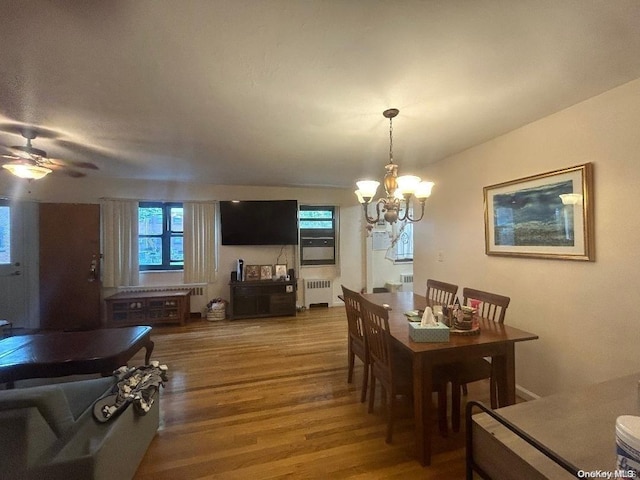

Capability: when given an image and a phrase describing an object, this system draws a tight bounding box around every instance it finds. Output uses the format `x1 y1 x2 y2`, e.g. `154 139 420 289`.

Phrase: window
299 205 337 266
138 202 183 270
0 201 10 265
393 221 413 262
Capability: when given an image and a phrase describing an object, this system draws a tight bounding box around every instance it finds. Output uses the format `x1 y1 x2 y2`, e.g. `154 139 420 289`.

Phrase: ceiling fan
1 128 99 180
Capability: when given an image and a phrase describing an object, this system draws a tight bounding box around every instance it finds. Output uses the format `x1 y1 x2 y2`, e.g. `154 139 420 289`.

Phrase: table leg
413 354 432 466
144 339 155 365
493 343 516 407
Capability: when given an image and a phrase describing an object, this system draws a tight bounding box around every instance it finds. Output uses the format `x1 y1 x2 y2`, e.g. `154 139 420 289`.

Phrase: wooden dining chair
425 279 458 306
449 287 511 432
341 285 369 403
359 296 449 443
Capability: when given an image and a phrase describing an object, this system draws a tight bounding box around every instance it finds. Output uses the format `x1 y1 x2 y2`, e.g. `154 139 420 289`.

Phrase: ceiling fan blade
46 163 86 178
62 169 87 178
8 147 36 160
72 161 99 170
48 157 99 170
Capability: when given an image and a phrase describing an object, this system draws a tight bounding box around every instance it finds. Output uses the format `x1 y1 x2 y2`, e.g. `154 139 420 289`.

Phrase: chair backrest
341 285 365 342
462 287 510 323
359 296 394 387
426 279 459 306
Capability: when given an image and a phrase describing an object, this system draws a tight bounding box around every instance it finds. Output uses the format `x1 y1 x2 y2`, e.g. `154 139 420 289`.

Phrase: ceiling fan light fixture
2 161 52 180
1 127 99 180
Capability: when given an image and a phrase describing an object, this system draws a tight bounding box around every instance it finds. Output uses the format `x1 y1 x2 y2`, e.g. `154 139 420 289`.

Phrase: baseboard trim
516 384 540 401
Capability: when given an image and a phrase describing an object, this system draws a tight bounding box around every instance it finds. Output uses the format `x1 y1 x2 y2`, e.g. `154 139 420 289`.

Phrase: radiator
117 284 206 313
303 279 333 308
400 273 414 293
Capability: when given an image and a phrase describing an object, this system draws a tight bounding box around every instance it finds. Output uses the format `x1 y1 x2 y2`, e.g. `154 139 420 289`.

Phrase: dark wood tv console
229 280 296 319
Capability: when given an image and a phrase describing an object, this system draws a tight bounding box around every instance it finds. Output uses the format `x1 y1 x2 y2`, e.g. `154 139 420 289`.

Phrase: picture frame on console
274 264 287 280
245 265 260 281
260 265 273 280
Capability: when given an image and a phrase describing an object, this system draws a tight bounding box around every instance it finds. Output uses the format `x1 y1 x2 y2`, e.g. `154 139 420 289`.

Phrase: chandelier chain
389 116 393 163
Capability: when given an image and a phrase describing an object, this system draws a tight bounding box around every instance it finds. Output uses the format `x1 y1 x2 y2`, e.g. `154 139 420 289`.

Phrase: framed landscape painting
484 163 594 261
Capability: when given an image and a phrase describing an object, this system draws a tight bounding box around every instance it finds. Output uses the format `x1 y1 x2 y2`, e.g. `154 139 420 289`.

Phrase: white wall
413 78 640 397
0 177 365 313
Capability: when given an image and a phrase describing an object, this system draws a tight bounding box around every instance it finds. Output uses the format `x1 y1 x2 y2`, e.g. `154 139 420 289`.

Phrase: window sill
140 269 184 274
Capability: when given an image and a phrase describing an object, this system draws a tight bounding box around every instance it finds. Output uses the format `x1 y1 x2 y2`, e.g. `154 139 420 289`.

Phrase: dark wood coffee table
0 326 154 387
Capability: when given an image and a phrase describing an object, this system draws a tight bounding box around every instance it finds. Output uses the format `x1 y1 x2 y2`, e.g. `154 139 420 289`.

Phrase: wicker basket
206 303 226 321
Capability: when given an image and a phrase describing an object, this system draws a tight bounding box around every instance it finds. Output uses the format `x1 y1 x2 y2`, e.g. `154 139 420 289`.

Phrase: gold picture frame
484 163 594 261
260 265 273 280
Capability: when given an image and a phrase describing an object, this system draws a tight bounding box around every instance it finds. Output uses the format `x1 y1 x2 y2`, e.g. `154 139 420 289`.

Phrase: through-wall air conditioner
300 237 335 264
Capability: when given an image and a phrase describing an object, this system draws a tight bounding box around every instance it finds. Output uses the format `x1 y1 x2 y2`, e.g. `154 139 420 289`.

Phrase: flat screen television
220 200 299 245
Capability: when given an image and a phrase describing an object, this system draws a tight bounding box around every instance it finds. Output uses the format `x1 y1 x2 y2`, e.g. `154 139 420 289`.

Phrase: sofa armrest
0 385 74 436
30 393 160 480
0 407 59 477
0 377 116 478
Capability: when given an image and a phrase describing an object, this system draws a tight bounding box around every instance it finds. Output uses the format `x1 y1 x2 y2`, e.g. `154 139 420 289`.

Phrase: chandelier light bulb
355 180 380 202
396 175 422 195
415 181 435 199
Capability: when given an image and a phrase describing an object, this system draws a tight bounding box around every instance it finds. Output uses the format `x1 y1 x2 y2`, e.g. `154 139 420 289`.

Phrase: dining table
361 291 539 466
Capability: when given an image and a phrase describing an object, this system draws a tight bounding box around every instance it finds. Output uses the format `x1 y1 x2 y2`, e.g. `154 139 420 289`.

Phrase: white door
0 200 38 329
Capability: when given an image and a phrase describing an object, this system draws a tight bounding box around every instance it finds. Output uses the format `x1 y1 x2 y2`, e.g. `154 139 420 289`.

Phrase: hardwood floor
131 307 494 479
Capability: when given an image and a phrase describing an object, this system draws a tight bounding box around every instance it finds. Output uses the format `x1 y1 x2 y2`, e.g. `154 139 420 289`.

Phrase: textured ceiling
1 0 640 188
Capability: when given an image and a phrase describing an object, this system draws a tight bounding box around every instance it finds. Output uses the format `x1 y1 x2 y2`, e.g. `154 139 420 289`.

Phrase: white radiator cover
117 284 207 313
400 273 414 293
303 279 333 308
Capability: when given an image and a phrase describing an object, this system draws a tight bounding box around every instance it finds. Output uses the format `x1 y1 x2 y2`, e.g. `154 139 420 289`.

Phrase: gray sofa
0 376 159 480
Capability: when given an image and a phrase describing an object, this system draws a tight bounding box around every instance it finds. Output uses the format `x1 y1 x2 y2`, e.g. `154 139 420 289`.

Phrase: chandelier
355 108 434 224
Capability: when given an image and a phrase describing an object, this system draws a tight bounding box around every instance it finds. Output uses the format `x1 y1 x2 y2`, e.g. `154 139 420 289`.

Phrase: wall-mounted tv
220 200 299 246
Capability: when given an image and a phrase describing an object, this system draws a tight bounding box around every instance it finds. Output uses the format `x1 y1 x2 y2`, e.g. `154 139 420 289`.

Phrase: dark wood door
39 203 101 330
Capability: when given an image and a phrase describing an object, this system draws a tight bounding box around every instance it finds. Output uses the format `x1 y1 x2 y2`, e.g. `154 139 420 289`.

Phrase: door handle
88 256 98 282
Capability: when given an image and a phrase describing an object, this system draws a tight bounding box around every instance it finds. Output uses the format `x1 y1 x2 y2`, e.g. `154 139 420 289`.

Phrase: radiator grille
305 279 331 290
400 274 413 284
399 274 413 293
303 279 333 308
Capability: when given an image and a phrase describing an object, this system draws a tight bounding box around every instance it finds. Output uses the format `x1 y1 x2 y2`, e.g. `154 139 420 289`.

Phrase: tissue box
408 322 450 343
